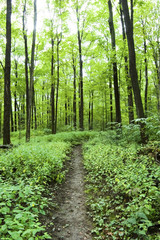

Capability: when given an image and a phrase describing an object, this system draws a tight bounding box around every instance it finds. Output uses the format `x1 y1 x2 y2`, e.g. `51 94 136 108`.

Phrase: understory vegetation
0 124 160 239
0 131 96 239
83 128 160 239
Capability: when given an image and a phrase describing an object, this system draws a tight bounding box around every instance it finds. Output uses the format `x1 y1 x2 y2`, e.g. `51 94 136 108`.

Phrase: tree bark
14 60 18 131
23 0 30 142
55 35 61 134
3 0 12 145
120 0 134 123
65 78 68 126
76 3 84 130
108 0 121 124
72 54 77 129
30 0 37 129
88 90 93 130
122 0 147 143
10 99 14 132
144 37 148 116
109 76 113 125
51 37 56 134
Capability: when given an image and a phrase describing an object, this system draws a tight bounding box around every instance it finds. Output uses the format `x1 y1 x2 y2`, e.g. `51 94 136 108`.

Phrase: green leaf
8 231 22 240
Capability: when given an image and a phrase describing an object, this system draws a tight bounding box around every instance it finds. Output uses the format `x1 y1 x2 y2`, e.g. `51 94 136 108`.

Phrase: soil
43 145 92 240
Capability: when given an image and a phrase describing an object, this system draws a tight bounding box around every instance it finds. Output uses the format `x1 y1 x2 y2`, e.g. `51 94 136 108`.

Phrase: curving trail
52 145 92 240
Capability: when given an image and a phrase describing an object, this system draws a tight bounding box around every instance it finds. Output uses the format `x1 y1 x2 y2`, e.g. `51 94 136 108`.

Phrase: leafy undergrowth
83 133 160 240
0 131 97 240
0 139 71 239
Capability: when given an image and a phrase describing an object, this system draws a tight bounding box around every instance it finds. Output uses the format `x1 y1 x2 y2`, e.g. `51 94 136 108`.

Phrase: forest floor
42 145 92 240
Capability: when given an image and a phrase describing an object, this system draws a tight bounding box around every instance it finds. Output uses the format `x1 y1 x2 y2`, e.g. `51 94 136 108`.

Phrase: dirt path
50 145 92 240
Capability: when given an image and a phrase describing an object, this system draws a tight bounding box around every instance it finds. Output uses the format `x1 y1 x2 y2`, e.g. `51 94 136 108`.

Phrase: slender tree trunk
72 54 77 129
10 99 14 132
144 38 148 116
109 71 113 126
3 0 12 145
34 98 37 130
91 90 93 129
149 40 160 113
76 4 84 130
47 93 50 128
21 95 25 129
0 102 2 138
23 0 30 142
122 0 147 143
65 79 68 125
120 0 134 123
30 0 37 131
67 97 70 125
88 95 91 130
104 83 108 127
14 60 18 131
88 91 93 130
51 37 55 134
108 0 121 124
55 37 61 134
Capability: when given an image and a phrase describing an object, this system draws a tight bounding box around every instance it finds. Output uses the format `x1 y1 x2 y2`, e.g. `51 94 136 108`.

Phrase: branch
0 61 5 71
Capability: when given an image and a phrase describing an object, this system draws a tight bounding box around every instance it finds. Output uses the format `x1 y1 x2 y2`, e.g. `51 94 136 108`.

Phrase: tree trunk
14 60 18 131
23 0 30 142
88 91 93 130
109 76 113 125
122 0 147 143
30 0 37 129
76 4 84 130
65 79 68 125
120 0 134 123
72 54 77 129
3 0 12 145
144 38 148 116
10 99 14 132
51 37 55 134
108 0 121 124
55 36 61 134
0 101 2 138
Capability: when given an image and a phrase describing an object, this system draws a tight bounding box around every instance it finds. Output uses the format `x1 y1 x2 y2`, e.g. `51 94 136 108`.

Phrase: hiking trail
46 145 92 240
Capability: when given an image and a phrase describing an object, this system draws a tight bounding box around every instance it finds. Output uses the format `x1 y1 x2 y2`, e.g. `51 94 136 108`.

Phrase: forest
0 0 160 239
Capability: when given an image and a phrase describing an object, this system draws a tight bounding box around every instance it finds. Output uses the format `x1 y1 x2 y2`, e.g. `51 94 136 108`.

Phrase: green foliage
0 131 98 239
0 179 51 240
0 141 70 184
0 134 72 239
83 133 160 239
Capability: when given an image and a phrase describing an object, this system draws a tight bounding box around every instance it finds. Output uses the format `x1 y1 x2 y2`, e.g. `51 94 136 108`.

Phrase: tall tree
3 0 12 145
30 0 37 130
76 0 84 130
72 52 77 129
55 32 62 133
23 0 37 142
23 0 30 142
119 0 134 123
121 0 147 143
108 0 121 124
141 19 149 116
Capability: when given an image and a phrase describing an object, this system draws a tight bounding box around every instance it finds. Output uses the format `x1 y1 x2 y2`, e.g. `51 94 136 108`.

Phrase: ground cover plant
83 132 160 239
0 131 97 239
0 136 71 239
